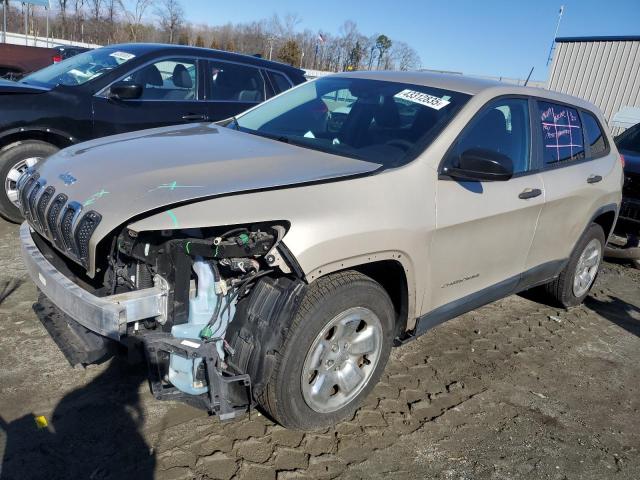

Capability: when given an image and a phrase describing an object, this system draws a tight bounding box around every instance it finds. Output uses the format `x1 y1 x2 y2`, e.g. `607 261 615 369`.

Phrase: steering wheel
385 139 413 151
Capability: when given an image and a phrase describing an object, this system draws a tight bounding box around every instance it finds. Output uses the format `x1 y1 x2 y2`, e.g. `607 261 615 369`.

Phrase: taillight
620 154 626 168
52 55 62 63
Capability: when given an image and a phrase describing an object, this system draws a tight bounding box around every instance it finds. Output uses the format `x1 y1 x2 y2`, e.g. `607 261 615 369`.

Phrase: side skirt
396 259 567 345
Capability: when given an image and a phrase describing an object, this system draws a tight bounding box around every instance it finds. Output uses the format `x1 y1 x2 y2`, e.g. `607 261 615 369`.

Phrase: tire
543 223 605 308
258 270 395 430
0 140 59 223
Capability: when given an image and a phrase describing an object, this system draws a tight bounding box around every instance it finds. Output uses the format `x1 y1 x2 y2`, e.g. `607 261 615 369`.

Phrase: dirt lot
0 220 639 480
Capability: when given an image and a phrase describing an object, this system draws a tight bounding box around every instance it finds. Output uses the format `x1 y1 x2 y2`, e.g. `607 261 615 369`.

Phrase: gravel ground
0 220 639 480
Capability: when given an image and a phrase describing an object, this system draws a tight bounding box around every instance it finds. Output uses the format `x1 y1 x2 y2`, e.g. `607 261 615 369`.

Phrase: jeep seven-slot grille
47 193 68 248
36 186 55 233
74 211 102 262
27 181 42 224
18 171 103 269
18 171 102 267
60 203 80 253
19 174 38 221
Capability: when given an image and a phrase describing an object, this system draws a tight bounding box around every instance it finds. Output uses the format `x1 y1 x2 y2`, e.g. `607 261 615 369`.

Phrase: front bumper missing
20 222 168 340
21 223 253 418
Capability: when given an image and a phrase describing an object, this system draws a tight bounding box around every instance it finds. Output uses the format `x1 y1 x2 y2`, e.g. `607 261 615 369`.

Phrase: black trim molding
404 259 567 341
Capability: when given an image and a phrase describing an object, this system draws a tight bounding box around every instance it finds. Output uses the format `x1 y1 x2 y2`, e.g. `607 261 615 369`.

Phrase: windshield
21 48 136 87
234 77 470 167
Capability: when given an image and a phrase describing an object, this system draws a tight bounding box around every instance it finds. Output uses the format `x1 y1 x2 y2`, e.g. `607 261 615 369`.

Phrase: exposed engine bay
95 222 305 419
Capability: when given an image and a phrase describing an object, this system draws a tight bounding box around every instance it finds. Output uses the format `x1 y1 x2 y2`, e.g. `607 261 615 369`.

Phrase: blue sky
183 0 639 81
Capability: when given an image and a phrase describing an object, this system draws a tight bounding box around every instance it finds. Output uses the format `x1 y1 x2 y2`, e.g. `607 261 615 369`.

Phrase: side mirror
109 81 142 100
445 148 514 182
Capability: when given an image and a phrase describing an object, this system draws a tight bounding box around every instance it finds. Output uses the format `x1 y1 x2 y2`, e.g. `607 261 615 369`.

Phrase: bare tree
88 0 103 21
72 0 84 41
156 0 183 44
24 8 421 74
392 41 421 71
104 0 118 42
118 0 154 41
57 0 68 37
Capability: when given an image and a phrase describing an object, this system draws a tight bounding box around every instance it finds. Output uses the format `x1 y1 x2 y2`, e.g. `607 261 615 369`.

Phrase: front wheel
543 223 605 307
258 270 395 430
0 140 59 223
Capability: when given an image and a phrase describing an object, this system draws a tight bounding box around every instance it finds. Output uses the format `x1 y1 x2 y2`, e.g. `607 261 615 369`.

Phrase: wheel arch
590 203 619 241
306 253 416 339
592 209 618 239
0 127 76 152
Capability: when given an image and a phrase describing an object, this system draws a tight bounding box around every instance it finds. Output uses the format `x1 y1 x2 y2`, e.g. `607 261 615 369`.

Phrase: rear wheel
259 270 394 430
0 140 58 223
543 223 605 307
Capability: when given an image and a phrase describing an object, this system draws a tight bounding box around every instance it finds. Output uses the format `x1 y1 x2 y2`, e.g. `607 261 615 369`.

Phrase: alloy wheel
573 238 602 297
4 157 40 206
301 306 383 413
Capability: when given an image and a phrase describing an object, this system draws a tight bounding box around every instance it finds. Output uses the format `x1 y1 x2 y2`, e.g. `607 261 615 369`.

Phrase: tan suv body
18 72 622 429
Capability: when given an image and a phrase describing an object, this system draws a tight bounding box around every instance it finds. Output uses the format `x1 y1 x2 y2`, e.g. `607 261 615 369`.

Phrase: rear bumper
20 222 167 340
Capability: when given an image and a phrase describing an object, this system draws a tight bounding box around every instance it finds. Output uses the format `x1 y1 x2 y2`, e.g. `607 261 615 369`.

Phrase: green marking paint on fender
166 210 179 227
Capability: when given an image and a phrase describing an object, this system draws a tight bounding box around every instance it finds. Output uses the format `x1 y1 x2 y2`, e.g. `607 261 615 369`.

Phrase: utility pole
2 0 7 44
546 5 565 66
24 1 28 45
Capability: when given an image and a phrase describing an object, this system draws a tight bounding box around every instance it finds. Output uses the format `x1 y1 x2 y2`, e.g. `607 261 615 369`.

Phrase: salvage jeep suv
18 72 622 430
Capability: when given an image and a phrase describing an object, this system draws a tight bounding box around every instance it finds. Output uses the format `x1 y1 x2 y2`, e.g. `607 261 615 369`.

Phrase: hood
0 78 50 94
32 123 381 267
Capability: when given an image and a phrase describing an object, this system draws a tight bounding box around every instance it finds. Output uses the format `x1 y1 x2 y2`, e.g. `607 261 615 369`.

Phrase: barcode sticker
394 89 451 110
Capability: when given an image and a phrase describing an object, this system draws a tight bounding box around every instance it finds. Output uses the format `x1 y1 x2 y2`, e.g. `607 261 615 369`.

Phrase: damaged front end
117 223 306 419
21 220 306 420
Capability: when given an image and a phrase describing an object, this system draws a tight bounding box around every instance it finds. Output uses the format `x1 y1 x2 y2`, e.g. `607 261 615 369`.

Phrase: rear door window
582 111 608 157
208 61 265 102
267 71 293 95
538 101 585 165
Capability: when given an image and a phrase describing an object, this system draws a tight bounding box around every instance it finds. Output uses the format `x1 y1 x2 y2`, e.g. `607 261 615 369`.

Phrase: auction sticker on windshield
394 89 451 110
109 51 136 62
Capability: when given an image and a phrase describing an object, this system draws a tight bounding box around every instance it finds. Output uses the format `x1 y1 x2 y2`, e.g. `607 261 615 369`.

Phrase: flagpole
313 43 318 69
546 5 565 66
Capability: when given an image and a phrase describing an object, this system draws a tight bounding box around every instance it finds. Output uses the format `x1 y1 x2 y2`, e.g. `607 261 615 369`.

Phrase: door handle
518 188 543 199
181 114 208 121
587 174 603 184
